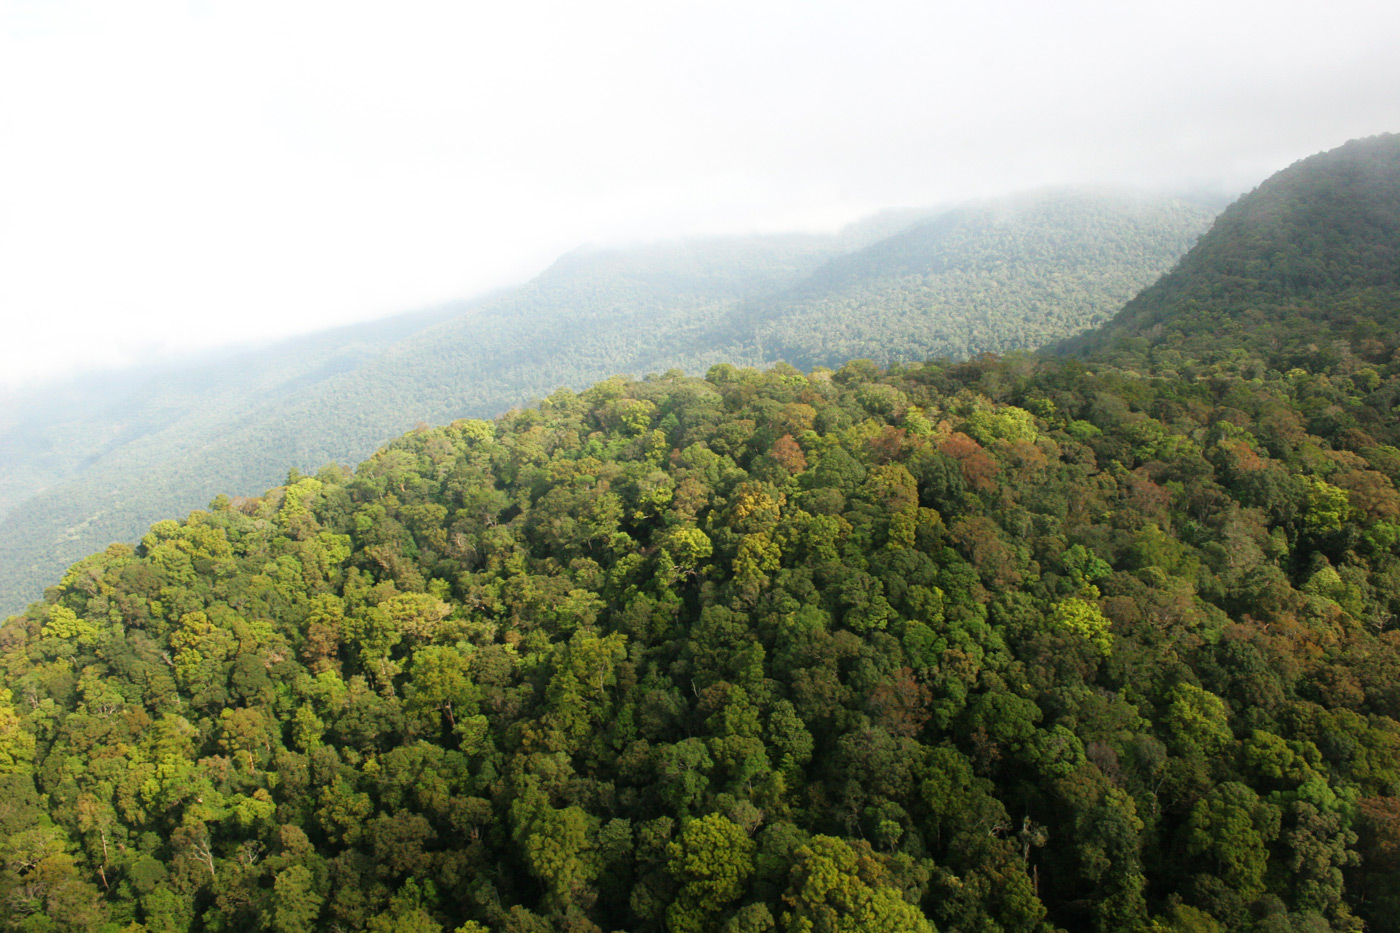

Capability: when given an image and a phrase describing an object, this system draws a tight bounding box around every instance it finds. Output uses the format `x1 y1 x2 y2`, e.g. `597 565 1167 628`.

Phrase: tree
513 786 600 910
666 813 756 932
1048 593 1113 654
1184 782 1279 902
0 689 35 774
781 836 934 933
269 864 325 933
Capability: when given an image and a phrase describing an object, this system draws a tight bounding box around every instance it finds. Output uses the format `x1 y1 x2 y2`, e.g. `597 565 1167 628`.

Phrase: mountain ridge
0 188 1213 614
1060 132 1400 369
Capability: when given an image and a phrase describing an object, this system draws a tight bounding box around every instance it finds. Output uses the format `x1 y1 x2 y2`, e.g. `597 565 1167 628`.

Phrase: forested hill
6 350 1400 931
0 190 1213 615
729 189 1213 369
1062 133 1400 371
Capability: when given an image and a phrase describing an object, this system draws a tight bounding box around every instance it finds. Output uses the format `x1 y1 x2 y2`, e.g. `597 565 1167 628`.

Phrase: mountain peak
1064 132 1400 367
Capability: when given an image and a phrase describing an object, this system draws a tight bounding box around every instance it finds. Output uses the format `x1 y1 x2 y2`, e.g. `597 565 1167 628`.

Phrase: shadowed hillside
1062 133 1400 373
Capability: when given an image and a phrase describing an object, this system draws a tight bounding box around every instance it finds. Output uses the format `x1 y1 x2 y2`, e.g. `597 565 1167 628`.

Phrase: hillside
1063 132 1400 372
5 351 1400 931
733 189 1213 368
0 191 1214 615
0 304 471 519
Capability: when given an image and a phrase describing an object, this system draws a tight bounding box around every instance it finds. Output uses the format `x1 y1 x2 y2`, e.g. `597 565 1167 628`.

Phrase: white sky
3 0 1399 389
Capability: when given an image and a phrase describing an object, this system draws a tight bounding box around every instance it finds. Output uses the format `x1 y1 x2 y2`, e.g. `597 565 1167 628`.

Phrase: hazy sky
3 0 1399 389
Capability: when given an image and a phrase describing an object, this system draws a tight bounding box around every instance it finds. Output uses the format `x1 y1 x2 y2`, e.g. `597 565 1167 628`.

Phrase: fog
3 0 1399 389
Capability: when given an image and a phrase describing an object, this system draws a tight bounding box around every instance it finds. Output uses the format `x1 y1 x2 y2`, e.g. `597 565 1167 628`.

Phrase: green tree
781 836 934 933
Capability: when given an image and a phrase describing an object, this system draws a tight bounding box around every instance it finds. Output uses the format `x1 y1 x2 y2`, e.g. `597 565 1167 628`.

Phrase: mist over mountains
0 188 1214 614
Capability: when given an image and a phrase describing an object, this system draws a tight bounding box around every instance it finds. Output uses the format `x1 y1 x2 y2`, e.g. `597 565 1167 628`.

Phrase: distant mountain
0 304 469 519
1062 133 1400 371
727 189 1214 368
0 190 1214 613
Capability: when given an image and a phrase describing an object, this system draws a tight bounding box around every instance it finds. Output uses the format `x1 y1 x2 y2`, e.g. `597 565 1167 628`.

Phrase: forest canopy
5 345 1400 931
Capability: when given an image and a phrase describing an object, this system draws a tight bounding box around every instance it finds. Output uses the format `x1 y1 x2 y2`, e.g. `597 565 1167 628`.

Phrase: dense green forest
1062 134 1400 372
6 135 1400 932
0 190 1214 615
6 349 1400 932
741 190 1215 369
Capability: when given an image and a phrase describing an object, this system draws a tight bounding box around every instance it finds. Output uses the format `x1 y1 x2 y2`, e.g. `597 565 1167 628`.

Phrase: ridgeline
0 190 1212 616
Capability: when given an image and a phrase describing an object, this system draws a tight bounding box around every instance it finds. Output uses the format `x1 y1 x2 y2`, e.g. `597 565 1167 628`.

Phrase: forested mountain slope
730 189 1212 368
1063 132 1400 372
5 351 1400 932
0 234 844 617
0 304 471 520
0 191 1213 615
